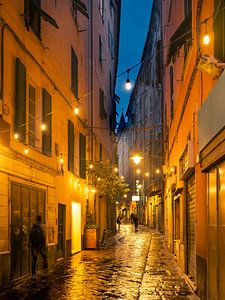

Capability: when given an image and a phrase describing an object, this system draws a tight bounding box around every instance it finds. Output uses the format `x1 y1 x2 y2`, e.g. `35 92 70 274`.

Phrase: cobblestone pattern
0 226 200 300
139 231 199 300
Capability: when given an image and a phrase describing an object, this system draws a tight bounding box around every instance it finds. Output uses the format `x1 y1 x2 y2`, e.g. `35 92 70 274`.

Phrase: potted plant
84 211 97 249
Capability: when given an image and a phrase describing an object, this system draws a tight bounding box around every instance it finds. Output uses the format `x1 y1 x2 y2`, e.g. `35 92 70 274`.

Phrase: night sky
116 0 153 122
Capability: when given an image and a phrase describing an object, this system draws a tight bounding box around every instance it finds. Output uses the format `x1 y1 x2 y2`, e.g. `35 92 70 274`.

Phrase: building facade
162 0 225 298
0 0 120 286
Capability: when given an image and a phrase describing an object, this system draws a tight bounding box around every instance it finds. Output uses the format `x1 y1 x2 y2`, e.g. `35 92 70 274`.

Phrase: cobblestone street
0 225 199 299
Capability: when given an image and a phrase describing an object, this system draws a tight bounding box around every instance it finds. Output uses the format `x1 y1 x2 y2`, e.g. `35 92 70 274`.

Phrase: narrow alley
0 226 199 300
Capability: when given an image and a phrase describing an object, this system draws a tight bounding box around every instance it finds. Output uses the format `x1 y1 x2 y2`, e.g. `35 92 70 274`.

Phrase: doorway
11 183 45 279
57 204 66 259
71 202 81 254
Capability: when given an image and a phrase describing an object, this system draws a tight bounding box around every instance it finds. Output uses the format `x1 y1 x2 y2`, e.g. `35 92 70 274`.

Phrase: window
169 65 174 120
15 58 26 143
24 0 41 37
214 0 225 61
28 84 36 147
71 48 78 98
99 89 107 120
79 133 86 178
99 35 103 66
24 0 58 37
68 120 74 173
99 0 105 21
42 89 52 155
71 0 89 19
108 23 114 59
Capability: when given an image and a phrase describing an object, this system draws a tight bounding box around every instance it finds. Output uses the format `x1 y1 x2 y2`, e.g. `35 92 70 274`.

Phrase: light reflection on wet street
0 225 199 299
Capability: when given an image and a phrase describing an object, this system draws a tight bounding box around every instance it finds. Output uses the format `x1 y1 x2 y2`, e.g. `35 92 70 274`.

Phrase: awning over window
166 14 192 66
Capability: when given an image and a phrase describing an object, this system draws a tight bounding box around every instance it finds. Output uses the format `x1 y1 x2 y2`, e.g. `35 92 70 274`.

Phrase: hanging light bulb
74 107 79 115
125 70 132 90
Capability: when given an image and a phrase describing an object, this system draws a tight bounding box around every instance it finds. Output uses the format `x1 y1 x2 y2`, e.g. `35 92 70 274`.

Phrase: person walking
133 215 139 231
130 212 134 224
30 215 48 279
116 215 122 232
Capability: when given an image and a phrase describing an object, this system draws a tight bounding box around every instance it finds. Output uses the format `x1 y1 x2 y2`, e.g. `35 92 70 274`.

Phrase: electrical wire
0 9 221 146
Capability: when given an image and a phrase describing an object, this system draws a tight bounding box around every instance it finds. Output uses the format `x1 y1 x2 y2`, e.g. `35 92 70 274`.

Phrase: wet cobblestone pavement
0 225 199 299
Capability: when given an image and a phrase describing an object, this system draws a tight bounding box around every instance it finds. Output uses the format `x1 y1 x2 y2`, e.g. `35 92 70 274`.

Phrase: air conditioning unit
179 140 194 180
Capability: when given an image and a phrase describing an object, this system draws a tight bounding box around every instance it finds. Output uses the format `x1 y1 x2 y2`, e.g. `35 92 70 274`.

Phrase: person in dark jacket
133 215 139 231
30 215 47 279
116 215 122 231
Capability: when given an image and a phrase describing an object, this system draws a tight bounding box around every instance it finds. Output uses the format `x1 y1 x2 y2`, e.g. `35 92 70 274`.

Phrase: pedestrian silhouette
130 212 134 224
116 215 121 231
133 215 139 231
30 215 48 279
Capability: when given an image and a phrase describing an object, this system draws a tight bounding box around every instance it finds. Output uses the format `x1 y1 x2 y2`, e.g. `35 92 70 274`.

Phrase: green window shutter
79 133 86 178
42 89 52 155
29 84 36 147
68 120 74 173
15 58 26 143
71 48 78 99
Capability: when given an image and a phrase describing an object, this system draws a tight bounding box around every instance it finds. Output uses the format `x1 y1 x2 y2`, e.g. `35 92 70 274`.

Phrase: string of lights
0 9 221 161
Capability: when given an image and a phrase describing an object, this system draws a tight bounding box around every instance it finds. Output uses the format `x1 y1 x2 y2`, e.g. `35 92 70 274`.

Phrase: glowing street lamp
203 33 210 45
130 154 143 165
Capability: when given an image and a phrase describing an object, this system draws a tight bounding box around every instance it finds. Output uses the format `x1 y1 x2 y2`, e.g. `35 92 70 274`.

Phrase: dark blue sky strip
116 0 153 120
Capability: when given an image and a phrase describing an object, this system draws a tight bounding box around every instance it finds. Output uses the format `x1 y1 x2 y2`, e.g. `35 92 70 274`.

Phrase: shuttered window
28 84 36 147
79 133 86 178
24 0 41 37
99 35 103 66
68 120 74 173
42 89 52 155
15 58 26 143
99 88 107 120
71 48 78 99
214 0 225 61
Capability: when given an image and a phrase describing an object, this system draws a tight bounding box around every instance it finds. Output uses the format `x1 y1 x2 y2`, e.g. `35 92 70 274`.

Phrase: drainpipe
90 0 93 161
0 21 7 110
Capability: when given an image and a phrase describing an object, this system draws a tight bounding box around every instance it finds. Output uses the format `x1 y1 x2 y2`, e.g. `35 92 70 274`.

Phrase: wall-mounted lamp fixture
58 153 64 175
203 19 210 45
